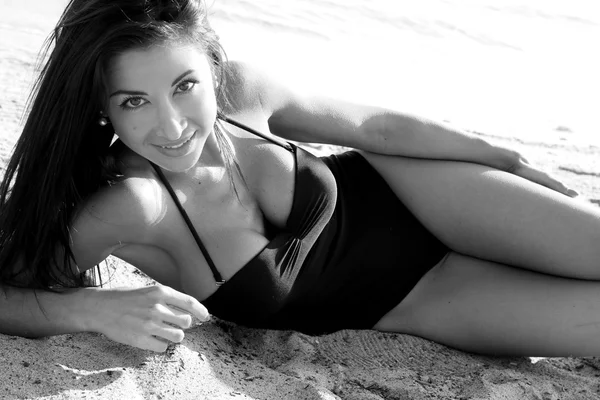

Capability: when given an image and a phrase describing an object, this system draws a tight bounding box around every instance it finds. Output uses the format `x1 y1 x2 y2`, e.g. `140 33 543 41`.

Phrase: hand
505 154 579 198
85 285 210 352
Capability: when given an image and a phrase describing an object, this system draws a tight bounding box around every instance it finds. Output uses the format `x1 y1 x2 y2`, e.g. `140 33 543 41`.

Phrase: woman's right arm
0 177 210 352
0 284 93 337
77 178 212 351
0 283 210 352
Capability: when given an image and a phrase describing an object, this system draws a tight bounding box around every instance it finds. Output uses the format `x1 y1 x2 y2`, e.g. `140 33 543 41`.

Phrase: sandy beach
2 1 600 399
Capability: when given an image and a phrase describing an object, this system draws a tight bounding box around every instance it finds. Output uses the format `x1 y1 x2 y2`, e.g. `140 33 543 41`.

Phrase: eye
175 79 198 93
119 96 148 110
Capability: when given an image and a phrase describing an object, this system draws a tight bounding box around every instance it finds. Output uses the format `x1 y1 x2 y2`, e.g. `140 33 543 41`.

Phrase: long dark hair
0 0 232 290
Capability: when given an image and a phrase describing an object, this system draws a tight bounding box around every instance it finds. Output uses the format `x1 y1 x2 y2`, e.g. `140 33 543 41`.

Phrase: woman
1 0 598 356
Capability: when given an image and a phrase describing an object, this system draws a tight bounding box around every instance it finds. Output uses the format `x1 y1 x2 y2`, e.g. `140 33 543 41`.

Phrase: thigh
374 252 600 357
359 151 600 280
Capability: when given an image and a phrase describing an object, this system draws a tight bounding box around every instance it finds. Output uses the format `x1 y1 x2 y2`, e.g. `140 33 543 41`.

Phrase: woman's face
106 42 218 172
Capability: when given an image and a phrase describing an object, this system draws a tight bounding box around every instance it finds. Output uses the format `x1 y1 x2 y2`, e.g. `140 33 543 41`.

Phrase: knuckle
184 296 195 308
155 285 168 297
142 319 156 331
147 285 167 299
150 303 163 313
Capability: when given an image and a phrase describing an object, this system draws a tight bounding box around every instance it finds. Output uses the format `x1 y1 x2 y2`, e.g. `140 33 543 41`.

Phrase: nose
156 101 186 141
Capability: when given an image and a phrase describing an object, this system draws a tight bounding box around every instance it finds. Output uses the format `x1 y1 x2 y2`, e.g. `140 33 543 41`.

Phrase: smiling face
105 42 218 172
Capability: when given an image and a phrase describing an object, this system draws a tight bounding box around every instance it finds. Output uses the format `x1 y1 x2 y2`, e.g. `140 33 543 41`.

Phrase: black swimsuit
151 117 449 335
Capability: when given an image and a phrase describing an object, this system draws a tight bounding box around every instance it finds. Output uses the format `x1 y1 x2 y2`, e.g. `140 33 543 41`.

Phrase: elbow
359 113 405 154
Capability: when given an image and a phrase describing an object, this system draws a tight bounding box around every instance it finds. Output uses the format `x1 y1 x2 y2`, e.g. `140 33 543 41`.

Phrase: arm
0 283 210 352
275 105 517 171
0 284 91 337
0 179 209 352
225 62 514 164
72 180 211 351
224 62 576 196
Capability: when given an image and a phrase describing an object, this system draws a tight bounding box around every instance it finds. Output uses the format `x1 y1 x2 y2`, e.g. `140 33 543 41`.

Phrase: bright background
4 0 600 145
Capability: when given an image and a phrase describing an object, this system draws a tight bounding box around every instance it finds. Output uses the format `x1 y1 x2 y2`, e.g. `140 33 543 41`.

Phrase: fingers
138 308 187 351
154 285 210 322
152 324 185 344
122 320 182 353
541 173 569 195
510 153 580 198
135 286 210 351
541 173 579 198
158 303 194 329
136 335 172 353
99 285 211 353
519 164 579 198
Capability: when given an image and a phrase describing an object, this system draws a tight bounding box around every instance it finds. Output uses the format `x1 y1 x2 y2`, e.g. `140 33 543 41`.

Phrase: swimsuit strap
150 162 226 286
218 115 295 153
149 116 294 287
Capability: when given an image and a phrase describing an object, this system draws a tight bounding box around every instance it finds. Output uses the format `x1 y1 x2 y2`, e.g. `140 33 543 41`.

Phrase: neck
164 131 228 189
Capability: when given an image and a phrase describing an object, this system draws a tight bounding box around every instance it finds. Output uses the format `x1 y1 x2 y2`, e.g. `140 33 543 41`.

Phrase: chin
155 153 202 173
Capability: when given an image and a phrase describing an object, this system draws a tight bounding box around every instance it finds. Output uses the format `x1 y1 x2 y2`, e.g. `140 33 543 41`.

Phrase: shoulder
69 150 165 270
221 61 297 118
224 121 297 229
75 149 163 233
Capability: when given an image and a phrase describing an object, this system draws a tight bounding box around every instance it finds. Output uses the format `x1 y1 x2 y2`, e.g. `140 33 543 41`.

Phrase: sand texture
5 303 600 399
2 4 600 400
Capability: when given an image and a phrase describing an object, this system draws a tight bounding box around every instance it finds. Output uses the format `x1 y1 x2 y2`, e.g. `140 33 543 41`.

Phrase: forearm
368 113 519 170
0 284 97 338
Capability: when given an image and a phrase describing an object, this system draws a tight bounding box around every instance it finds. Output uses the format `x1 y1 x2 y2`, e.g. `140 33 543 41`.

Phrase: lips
156 133 194 149
152 131 198 157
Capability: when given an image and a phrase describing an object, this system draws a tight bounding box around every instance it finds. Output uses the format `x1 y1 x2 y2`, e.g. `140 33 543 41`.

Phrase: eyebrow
109 69 195 98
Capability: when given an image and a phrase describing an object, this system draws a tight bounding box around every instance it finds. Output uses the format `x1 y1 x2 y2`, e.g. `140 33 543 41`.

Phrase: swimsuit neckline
149 116 296 288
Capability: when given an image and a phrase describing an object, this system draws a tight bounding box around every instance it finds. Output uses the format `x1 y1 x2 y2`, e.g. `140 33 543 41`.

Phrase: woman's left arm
277 106 577 197
277 104 516 169
229 62 577 197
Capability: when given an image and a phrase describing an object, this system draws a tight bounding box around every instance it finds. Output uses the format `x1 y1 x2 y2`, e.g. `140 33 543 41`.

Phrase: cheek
113 114 148 139
186 95 217 128
200 91 218 122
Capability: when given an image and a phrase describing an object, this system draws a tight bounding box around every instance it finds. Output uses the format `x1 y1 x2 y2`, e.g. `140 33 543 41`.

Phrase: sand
2 4 600 400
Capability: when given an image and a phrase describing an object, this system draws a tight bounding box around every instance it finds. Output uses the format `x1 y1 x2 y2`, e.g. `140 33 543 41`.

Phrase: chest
127 139 298 298
174 137 297 234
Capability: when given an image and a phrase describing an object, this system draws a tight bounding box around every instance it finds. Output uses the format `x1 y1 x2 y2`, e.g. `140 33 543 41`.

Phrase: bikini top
150 116 339 327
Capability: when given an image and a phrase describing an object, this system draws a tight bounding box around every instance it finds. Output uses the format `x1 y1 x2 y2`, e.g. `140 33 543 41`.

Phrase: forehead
107 44 211 88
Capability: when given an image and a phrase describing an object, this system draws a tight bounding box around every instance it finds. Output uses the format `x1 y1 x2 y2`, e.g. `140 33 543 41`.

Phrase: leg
375 252 600 357
359 152 600 279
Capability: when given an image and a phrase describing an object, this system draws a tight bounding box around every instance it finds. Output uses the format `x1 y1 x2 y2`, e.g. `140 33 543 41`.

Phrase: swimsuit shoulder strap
149 116 292 287
218 115 295 153
149 162 226 286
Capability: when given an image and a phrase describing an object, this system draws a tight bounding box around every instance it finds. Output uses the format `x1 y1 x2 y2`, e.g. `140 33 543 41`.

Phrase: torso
94 114 297 301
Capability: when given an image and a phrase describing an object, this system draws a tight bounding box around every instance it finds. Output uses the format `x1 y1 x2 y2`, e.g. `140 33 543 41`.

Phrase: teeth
160 136 191 149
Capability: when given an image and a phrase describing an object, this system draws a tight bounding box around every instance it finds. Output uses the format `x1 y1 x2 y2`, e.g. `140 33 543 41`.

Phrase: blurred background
3 0 599 145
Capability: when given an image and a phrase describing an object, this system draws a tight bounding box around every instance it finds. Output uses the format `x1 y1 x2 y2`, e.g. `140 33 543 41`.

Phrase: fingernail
192 314 211 325
190 314 208 326
567 189 579 197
